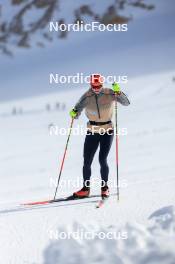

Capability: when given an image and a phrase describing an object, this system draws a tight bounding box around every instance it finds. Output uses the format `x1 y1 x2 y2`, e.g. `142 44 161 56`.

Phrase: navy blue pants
83 131 114 185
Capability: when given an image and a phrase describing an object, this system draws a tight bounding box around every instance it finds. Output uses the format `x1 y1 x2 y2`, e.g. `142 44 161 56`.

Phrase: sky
0 0 175 102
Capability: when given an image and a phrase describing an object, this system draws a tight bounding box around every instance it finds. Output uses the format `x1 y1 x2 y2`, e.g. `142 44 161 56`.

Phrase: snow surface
43 206 175 264
0 70 175 263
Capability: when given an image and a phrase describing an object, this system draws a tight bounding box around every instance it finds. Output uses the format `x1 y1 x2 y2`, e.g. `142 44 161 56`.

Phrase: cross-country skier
70 74 130 198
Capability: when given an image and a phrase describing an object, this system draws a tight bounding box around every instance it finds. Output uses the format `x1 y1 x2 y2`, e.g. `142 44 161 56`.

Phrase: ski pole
112 83 120 201
53 118 74 200
115 95 119 201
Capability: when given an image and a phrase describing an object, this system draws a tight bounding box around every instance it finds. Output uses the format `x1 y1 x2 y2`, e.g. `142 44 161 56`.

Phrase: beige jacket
74 88 130 132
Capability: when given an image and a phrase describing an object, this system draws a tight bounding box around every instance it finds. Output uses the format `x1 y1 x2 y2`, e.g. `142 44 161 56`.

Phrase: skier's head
90 74 103 94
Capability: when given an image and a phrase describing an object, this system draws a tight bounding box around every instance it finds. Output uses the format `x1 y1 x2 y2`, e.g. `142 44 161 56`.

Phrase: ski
22 196 73 206
22 194 101 207
96 197 109 209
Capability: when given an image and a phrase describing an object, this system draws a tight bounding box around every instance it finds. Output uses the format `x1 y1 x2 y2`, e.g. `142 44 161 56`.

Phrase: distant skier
70 74 130 198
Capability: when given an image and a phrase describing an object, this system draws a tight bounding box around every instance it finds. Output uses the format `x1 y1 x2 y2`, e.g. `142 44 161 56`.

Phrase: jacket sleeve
116 92 130 106
106 88 130 106
74 92 88 117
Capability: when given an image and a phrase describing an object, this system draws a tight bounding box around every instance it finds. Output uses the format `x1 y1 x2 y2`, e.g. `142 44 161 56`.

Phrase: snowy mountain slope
1 0 175 101
0 70 175 263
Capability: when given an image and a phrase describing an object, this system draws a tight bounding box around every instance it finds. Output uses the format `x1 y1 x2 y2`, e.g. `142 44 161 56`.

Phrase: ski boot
73 186 90 199
101 185 109 199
